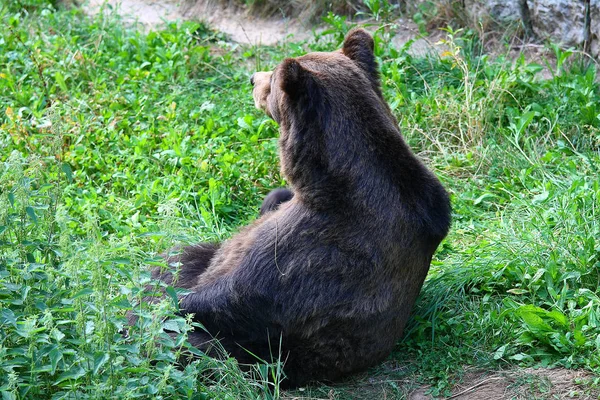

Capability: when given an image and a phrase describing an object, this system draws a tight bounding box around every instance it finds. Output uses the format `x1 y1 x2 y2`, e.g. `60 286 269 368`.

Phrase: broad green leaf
2 390 16 400
25 206 37 224
516 110 536 134
16 319 45 338
49 347 62 375
529 268 546 284
51 328 65 342
110 297 131 309
162 319 181 333
93 352 109 375
55 365 85 384
61 162 73 183
165 286 179 311
510 353 531 361
0 309 17 327
520 311 552 333
473 193 495 205
574 330 586 347
546 310 568 327
532 191 549 204
493 345 506 360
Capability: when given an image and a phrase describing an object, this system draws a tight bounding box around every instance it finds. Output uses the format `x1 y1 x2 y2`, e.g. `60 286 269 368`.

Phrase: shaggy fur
135 28 451 388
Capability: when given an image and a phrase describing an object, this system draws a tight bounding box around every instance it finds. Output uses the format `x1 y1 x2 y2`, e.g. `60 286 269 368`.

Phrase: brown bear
136 28 451 388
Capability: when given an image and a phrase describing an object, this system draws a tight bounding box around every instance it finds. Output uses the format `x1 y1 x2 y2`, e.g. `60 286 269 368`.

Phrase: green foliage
0 5 282 399
1 1 600 399
382 26 600 396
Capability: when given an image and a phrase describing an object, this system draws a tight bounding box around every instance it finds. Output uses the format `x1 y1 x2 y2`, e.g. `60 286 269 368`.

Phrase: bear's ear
279 58 311 100
342 28 378 82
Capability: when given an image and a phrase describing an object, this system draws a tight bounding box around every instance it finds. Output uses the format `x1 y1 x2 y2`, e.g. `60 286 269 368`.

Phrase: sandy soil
83 0 444 54
85 0 314 45
181 1 315 45
86 0 181 27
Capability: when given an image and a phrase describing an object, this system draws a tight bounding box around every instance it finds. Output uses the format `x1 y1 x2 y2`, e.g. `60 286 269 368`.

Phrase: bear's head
251 28 401 203
251 28 385 124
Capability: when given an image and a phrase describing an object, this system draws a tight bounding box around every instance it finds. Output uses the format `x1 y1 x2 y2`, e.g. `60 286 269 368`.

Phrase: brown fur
132 28 451 388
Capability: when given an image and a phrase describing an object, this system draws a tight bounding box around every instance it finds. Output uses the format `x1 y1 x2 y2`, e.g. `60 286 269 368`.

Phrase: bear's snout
251 71 272 112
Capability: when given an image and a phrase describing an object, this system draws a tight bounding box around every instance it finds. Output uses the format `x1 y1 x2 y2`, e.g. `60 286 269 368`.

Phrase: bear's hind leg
127 243 220 326
155 243 221 289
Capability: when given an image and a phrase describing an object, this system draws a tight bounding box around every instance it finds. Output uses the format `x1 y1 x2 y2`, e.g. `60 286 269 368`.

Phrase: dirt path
83 0 441 54
86 0 181 27
85 0 314 45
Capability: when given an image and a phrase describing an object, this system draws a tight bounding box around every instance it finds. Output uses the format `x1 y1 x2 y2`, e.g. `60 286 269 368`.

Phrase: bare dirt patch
390 21 447 57
82 0 446 53
408 368 597 400
84 0 313 44
86 0 181 27
282 366 598 400
181 1 313 45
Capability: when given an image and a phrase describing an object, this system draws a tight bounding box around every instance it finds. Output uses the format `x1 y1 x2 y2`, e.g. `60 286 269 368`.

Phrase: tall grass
380 23 600 396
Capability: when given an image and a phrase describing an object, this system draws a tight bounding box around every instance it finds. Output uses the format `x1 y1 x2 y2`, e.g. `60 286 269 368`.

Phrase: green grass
1 1 600 399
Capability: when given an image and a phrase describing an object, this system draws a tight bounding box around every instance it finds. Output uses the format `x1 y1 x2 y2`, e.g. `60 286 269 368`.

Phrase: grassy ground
1 1 600 399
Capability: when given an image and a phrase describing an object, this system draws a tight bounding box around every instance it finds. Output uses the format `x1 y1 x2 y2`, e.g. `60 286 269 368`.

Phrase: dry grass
409 368 599 400
281 365 599 400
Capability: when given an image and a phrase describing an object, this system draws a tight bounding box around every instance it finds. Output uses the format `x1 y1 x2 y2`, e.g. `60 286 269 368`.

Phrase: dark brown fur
133 28 451 388
259 188 294 216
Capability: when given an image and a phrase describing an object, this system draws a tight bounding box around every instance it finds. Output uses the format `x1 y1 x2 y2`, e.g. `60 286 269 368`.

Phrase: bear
133 28 451 388
258 187 294 216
